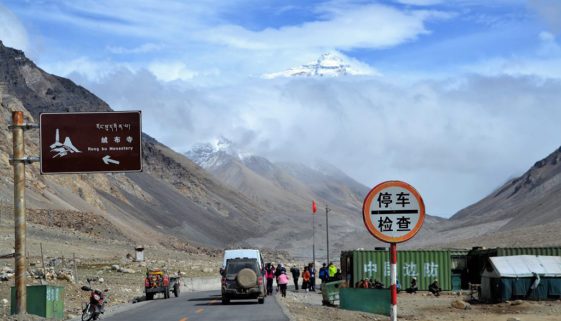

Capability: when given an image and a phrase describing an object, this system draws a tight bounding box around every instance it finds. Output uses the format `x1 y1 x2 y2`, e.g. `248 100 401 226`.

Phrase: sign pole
362 180 425 321
390 242 397 321
12 111 26 314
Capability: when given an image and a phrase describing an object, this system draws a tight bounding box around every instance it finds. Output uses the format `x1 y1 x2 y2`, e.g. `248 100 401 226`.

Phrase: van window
226 260 258 275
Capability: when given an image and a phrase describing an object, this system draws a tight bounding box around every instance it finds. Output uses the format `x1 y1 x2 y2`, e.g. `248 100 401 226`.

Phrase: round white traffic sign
362 180 425 243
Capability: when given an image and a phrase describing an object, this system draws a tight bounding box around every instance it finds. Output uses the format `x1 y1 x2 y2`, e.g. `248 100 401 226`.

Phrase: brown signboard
40 111 142 174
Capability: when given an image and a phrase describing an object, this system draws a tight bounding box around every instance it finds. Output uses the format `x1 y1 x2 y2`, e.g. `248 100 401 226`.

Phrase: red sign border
362 180 425 243
39 111 143 175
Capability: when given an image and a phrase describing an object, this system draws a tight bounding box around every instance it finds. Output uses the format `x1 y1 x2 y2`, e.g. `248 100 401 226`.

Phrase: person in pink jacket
277 270 289 297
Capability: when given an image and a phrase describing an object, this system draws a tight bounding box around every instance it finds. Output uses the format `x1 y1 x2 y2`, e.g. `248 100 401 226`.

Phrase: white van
222 249 264 271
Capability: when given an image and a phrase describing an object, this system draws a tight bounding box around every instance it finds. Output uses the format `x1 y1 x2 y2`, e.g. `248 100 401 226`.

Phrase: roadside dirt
277 289 561 321
0 218 223 320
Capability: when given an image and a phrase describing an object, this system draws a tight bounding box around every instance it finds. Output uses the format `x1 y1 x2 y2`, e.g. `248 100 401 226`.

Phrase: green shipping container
496 247 561 257
341 250 451 291
11 285 65 319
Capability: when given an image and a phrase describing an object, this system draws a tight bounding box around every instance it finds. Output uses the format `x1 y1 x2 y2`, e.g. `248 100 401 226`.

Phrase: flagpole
312 211 316 267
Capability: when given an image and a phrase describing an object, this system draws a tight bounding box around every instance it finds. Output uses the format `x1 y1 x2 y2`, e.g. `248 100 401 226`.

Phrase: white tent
480 255 561 302
484 255 561 278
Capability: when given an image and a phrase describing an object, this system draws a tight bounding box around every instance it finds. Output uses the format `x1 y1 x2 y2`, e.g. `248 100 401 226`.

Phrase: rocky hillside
414 146 561 248
451 146 561 229
0 41 267 248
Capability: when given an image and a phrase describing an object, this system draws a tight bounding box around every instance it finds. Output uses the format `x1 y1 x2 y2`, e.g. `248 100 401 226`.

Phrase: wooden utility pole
9 111 39 314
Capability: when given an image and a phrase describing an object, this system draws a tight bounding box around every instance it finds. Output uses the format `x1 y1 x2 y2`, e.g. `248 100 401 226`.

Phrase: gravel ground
276 288 561 321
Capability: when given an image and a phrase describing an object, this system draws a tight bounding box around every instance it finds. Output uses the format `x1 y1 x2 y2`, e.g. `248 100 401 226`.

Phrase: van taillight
258 276 263 286
144 278 149 287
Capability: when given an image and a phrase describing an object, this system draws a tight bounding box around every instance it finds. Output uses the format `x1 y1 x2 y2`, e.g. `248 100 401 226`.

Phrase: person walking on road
319 263 328 289
290 265 300 291
278 271 289 297
308 262 316 292
275 263 284 293
265 263 275 295
302 266 311 292
328 262 337 281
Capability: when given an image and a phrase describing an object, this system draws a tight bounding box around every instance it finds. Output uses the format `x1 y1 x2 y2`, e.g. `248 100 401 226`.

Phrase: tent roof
486 255 561 278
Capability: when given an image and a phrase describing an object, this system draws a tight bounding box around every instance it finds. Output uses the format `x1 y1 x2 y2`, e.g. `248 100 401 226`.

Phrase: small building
135 245 145 262
480 255 561 302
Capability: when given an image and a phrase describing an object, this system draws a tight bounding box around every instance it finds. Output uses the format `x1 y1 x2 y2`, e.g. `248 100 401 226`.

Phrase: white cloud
42 57 125 82
529 0 561 34
148 61 198 82
70 67 561 217
0 4 29 51
106 43 163 54
395 0 443 5
462 32 561 79
203 4 449 51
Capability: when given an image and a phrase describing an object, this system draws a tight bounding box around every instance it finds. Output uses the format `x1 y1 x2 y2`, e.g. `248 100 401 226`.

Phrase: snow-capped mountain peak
186 137 252 169
262 52 376 79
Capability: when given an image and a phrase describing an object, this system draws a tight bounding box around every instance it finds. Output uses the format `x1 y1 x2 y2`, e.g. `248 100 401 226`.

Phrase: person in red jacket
265 263 275 295
302 267 311 292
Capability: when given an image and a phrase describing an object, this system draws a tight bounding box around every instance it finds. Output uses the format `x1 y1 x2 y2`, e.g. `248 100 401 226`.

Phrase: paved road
101 291 290 321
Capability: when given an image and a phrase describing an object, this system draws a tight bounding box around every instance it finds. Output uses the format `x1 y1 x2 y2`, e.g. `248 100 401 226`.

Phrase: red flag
312 201 317 214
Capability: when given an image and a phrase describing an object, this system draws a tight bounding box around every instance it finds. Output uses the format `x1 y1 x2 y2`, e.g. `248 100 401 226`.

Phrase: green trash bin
321 280 345 306
11 285 65 319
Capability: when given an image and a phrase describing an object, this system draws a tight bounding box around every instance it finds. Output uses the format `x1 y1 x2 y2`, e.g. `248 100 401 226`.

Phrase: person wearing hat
429 279 441 296
406 277 418 294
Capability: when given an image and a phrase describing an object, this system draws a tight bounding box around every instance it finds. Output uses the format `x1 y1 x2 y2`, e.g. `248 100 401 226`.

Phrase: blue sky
1 0 561 217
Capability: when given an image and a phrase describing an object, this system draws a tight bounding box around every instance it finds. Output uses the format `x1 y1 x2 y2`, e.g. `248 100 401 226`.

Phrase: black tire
258 297 264 304
81 303 93 321
174 284 180 297
222 296 230 304
146 292 154 301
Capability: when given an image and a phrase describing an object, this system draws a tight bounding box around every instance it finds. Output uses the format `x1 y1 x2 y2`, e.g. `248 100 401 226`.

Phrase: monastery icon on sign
50 129 81 158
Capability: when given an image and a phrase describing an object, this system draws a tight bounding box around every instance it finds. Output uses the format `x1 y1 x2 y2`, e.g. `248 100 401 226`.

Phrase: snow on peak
186 136 253 169
262 52 376 79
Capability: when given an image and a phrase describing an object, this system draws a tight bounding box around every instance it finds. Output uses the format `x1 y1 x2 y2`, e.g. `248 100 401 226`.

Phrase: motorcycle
81 278 109 321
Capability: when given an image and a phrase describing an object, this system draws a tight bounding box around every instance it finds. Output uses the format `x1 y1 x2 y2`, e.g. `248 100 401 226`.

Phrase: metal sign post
362 180 425 321
390 243 397 320
9 111 39 314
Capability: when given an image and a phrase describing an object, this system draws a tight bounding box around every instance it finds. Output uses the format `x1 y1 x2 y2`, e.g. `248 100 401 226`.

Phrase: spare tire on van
237 268 257 288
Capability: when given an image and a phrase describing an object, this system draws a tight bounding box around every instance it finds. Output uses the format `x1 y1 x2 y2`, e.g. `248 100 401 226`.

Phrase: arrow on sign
102 155 120 165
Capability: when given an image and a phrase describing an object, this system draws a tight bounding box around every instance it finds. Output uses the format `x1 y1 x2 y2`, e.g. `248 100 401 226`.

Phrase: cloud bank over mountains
2 0 561 217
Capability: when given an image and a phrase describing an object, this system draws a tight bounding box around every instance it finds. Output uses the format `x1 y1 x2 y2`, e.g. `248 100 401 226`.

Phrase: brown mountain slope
0 41 266 247
412 146 561 248
451 146 561 229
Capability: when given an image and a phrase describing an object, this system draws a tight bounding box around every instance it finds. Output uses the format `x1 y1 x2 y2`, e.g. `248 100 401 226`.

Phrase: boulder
2 266 14 273
111 264 120 271
451 299 471 310
510 300 525 306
